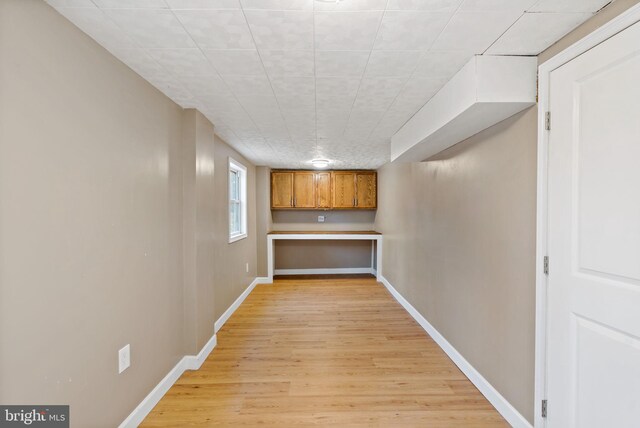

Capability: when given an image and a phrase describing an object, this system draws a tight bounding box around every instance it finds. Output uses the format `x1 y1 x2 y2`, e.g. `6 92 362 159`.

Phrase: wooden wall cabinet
271 172 294 208
271 170 376 210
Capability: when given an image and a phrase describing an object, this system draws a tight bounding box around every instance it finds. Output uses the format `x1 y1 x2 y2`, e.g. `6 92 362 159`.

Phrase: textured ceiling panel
47 0 605 168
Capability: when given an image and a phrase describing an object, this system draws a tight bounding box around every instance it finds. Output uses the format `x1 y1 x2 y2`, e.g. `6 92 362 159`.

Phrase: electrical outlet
246 263 249 273
318 215 325 223
118 344 130 374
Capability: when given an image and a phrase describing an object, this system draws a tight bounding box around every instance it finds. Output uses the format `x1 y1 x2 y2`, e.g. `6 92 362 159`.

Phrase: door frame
534 4 640 427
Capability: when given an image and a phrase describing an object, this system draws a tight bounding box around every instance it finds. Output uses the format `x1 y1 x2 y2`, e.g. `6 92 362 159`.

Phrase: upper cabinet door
293 172 316 208
356 172 377 209
315 172 332 209
271 172 294 208
332 172 356 208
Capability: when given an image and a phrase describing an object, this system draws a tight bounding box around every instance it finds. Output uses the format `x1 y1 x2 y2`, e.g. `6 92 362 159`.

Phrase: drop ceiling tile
145 73 192 98
260 50 314 76
241 0 313 10
284 114 316 128
271 76 315 101
365 51 420 77
314 11 383 51
487 11 592 55
223 74 274 95
237 94 282 115
46 0 96 7
93 0 168 7
345 107 386 130
174 10 254 49
313 0 387 11
108 47 167 77
414 50 472 79
386 0 462 11
165 0 240 8
529 0 610 13
256 124 290 140
182 74 233 97
244 10 314 50
54 7 135 49
395 75 446 109
315 51 370 77
373 11 452 50
203 49 265 75
104 9 196 48
431 9 523 52
148 48 216 77
352 77 406 110
315 77 361 107
459 0 537 11
372 111 412 136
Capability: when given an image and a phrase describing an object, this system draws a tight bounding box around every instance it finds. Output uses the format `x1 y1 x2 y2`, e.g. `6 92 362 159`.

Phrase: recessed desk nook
267 231 383 283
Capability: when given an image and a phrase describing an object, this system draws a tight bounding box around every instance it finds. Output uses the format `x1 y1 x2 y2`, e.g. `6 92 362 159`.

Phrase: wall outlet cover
318 216 325 222
119 344 130 374
246 263 249 273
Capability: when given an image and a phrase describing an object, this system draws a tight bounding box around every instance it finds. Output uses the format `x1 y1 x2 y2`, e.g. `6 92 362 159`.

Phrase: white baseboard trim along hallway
379 275 532 428
119 276 269 427
273 268 376 276
214 277 270 333
118 334 218 428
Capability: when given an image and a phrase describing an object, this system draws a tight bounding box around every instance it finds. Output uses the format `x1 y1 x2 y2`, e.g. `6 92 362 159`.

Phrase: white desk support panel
267 231 383 283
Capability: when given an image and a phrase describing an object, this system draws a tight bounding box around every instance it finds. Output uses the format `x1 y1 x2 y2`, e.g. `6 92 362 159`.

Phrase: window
228 157 247 243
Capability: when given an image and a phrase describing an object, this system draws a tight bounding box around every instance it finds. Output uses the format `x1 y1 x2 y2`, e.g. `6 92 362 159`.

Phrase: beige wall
274 240 373 270
212 138 257 320
0 1 257 426
0 1 184 425
374 1 640 423
255 167 273 277
182 109 218 353
376 108 538 421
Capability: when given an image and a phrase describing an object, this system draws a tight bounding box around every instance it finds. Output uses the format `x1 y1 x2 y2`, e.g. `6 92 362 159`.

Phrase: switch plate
119 344 130 374
318 215 325 223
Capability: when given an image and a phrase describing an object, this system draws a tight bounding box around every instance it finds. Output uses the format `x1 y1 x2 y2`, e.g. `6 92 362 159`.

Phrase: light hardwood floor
142 278 507 427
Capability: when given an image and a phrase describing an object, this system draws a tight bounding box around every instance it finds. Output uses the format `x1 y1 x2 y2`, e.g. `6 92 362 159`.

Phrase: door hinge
544 256 549 275
541 399 548 418
545 111 551 130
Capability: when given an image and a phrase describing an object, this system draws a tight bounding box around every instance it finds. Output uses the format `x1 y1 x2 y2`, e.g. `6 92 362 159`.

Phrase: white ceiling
47 0 608 169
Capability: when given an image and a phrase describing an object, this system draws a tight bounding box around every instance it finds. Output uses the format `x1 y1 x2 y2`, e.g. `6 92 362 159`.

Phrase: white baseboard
379 275 532 428
214 277 270 333
118 335 217 428
184 333 217 371
273 268 375 275
120 276 268 428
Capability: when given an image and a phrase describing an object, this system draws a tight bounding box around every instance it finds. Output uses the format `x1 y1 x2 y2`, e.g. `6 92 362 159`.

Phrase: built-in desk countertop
267 231 383 282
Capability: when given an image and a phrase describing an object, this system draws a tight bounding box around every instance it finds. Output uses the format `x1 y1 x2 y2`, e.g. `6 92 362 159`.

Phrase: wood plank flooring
142 278 508 427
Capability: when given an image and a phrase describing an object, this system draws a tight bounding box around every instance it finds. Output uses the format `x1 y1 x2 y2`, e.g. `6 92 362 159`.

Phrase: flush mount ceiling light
315 0 344 3
311 159 331 169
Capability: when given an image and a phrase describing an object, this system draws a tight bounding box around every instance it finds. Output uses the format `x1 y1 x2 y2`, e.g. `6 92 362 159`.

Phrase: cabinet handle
355 198 358 207
353 197 356 207
294 197 297 207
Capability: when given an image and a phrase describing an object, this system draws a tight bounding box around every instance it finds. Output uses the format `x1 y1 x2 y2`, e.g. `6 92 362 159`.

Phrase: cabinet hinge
541 399 548 418
544 256 549 275
545 111 551 131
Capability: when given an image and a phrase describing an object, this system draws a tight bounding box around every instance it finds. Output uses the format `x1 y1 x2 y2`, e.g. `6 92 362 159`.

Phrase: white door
546 19 640 428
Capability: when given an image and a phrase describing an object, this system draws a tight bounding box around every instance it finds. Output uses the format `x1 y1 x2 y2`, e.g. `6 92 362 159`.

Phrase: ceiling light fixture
311 159 331 169
315 0 343 3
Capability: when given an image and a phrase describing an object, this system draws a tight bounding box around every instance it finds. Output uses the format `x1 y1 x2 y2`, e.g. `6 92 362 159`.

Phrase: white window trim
228 157 247 243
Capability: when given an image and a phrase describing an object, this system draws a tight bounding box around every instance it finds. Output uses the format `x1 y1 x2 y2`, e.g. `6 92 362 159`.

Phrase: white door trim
535 4 640 427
